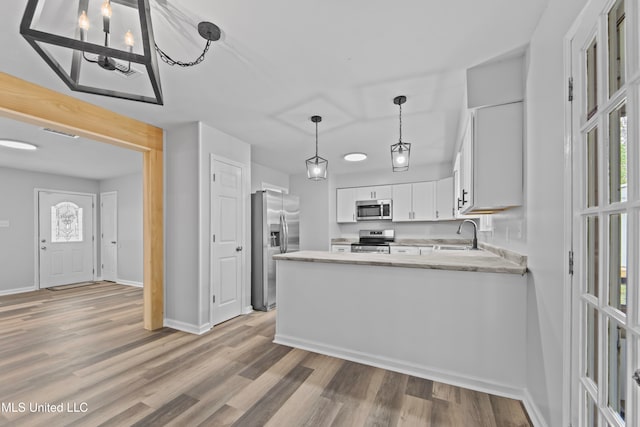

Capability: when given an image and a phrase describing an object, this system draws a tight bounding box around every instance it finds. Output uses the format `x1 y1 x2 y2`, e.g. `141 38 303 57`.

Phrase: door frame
209 154 248 326
34 189 97 288
100 191 118 282
0 72 164 330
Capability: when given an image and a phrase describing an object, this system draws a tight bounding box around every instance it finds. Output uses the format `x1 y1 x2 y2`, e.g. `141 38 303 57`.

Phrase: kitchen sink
435 245 471 251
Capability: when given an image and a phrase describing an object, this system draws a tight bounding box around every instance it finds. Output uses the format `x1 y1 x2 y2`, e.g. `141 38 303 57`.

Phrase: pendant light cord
315 121 319 157
398 102 403 142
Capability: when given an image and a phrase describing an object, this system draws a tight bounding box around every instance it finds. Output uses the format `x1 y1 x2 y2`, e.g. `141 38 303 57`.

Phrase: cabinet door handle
457 198 462 209
462 189 468 205
436 211 439 219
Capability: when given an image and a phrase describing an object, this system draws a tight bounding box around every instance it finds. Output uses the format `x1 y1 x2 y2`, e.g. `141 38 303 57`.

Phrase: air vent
42 128 79 139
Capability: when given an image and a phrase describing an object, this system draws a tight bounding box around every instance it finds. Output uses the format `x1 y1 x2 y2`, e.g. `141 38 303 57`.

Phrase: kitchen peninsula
273 247 528 399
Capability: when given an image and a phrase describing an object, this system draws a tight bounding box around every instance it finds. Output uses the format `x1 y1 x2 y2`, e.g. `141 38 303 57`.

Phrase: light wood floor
0 282 532 426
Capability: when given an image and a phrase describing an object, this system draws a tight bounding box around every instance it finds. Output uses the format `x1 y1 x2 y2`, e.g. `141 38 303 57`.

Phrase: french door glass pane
587 39 599 118
587 128 599 207
586 304 599 384
609 103 627 203
586 391 597 426
607 319 627 421
609 213 627 312
608 0 625 96
587 215 600 296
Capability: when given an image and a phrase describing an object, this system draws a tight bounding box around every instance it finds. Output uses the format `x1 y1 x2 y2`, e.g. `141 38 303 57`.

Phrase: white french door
38 191 95 288
570 0 640 425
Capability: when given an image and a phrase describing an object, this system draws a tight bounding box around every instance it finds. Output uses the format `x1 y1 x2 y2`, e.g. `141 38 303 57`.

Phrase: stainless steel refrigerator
251 190 300 311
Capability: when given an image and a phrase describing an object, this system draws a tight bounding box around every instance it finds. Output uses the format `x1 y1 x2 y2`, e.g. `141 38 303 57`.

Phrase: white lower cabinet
390 246 419 255
419 246 435 254
331 244 351 253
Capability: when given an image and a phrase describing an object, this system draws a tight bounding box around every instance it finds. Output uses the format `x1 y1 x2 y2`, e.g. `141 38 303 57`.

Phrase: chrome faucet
456 219 478 250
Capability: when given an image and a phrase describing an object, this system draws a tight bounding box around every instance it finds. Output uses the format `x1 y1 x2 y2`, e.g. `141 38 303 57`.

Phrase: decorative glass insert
608 0 626 97
609 213 627 312
609 103 627 204
51 202 83 242
587 127 599 207
607 319 627 421
587 215 600 297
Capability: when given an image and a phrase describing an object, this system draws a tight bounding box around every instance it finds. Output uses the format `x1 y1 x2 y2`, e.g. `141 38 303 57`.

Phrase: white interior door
570 0 639 425
211 157 244 325
38 191 95 288
100 192 117 282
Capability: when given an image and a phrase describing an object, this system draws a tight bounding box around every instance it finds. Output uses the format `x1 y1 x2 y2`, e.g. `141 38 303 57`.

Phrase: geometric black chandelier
20 0 220 105
390 95 411 172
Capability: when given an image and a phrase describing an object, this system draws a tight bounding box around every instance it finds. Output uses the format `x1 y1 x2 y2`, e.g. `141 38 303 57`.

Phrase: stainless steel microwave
356 199 392 221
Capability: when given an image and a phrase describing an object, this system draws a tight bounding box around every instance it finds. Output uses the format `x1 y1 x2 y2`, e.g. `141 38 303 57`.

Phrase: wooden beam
0 71 164 331
0 72 163 152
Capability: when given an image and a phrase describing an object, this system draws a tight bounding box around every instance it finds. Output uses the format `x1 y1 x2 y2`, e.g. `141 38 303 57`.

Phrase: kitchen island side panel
274 259 527 398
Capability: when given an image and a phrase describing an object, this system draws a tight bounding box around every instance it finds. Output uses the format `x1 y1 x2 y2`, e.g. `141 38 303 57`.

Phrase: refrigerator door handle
279 213 285 253
283 216 289 253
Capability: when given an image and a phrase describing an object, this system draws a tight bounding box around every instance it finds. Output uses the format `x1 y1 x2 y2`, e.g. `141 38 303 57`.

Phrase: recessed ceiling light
344 152 367 162
0 139 38 151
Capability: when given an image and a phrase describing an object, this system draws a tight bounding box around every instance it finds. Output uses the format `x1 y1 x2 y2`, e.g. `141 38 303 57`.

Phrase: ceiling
0 0 550 179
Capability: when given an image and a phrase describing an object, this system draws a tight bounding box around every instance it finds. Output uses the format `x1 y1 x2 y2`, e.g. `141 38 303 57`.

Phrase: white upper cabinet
459 101 523 214
356 185 392 201
435 176 455 220
336 187 357 223
392 182 435 222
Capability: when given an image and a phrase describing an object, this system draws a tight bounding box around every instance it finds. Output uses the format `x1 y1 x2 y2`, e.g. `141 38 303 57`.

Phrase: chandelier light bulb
396 155 406 164
313 166 321 175
78 11 90 31
124 30 134 47
101 0 112 18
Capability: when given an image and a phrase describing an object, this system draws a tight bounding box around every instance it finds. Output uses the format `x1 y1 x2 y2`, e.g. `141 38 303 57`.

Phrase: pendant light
390 95 411 172
306 115 328 180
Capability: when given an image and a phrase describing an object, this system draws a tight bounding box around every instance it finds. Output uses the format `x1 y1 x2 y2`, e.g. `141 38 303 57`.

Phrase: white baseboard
522 388 549 427
95 276 103 282
274 333 525 402
0 285 38 296
242 305 254 314
164 318 211 335
117 279 143 288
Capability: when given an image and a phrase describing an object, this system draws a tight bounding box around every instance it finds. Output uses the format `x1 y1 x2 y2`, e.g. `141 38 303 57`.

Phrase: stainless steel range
351 229 394 253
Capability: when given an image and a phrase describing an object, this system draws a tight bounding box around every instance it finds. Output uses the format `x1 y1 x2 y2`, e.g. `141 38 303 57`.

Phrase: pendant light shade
391 95 411 172
306 115 328 180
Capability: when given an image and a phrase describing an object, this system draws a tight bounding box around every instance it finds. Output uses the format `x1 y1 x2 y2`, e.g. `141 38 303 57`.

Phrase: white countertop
273 249 527 275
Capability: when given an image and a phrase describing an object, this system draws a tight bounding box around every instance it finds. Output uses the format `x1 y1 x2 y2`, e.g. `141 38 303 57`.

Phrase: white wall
251 162 289 193
164 123 200 327
199 122 252 326
478 1 589 425
99 172 143 285
0 167 99 294
290 172 331 250
164 122 252 333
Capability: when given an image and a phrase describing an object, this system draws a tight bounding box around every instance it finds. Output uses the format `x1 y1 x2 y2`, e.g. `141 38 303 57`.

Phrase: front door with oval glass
38 191 95 288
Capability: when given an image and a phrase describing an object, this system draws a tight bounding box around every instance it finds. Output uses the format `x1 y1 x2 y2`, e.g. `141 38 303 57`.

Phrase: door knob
236 246 243 252
40 246 47 250
41 239 46 243
633 369 640 387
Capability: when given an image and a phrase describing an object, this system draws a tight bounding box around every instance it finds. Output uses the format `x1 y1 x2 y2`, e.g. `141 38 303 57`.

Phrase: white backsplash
337 219 470 241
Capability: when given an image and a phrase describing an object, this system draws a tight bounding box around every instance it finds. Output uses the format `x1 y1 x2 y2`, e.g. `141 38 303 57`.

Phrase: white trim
242 305 253 314
164 318 211 335
522 389 550 427
117 279 143 288
274 333 525 402
0 286 37 296
34 188 98 289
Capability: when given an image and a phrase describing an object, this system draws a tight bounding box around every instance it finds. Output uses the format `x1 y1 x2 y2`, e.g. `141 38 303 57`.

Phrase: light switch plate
0 220 9 228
